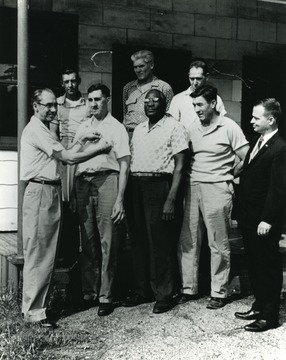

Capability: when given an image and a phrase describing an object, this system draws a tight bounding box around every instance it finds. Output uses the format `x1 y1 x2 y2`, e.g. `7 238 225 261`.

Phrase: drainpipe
17 0 29 259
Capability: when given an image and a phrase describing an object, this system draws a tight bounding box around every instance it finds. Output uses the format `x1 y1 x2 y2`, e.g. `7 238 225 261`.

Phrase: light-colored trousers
178 182 234 298
22 182 62 322
76 173 120 303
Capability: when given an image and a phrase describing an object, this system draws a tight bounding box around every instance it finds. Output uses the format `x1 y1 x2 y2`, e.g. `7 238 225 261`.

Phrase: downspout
17 0 29 259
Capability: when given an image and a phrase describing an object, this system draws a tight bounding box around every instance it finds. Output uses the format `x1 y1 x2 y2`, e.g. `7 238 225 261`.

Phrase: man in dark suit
235 98 286 332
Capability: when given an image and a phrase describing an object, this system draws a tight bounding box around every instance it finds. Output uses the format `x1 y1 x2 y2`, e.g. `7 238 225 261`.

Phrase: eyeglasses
37 102 57 109
144 97 160 104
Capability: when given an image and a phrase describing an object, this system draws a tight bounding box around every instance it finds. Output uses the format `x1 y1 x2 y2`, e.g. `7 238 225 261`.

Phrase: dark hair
189 60 209 76
255 98 281 124
191 85 217 103
31 88 54 106
87 83 110 98
145 89 167 109
61 69 80 79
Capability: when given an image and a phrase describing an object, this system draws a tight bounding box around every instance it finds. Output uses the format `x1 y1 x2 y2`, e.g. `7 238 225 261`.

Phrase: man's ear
211 99 217 109
150 63 154 70
268 116 275 125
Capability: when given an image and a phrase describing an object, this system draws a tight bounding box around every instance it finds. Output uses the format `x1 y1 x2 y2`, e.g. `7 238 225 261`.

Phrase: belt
79 170 118 177
29 179 61 186
131 172 172 178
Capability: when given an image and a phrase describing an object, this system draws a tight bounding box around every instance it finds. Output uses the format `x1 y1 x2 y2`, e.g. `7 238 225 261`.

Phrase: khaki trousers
178 182 233 298
22 182 62 322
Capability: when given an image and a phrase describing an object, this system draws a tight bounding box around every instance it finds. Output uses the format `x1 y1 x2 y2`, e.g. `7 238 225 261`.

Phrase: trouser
178 182 233 298
22 182 62 322
242 226 282 322
129 175 179 301
59 163 76 202
76 173 120 303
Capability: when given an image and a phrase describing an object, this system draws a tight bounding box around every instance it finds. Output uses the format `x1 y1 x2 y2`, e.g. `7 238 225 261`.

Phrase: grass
0 286 77 360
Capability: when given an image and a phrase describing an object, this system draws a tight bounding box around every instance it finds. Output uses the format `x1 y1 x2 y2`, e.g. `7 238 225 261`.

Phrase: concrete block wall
2 0 286 124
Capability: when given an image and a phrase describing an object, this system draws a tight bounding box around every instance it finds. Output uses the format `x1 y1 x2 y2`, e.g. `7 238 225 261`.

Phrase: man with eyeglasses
74 83 130 317
20 88 111 328
122 89 188 314
123 49 174 139
168 60 226 136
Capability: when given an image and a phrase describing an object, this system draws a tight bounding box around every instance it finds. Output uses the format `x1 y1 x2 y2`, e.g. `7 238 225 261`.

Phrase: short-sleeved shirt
130 115 188 174
74 112 130 175
189 116 248 184
54 94 88 147
20 115 64 181
168 87 226 137
123 76 174 130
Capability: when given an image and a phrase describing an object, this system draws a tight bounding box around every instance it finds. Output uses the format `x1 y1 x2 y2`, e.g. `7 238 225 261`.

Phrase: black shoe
122 293 150 307
153 300 174 314
98 303 114 316
39 319 59 329
176 294 198 305
235 309 261 321
244 319 279 332
206 297 227 309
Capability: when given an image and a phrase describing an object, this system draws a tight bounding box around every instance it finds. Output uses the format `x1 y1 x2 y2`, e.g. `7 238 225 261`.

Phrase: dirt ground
47 293 286 360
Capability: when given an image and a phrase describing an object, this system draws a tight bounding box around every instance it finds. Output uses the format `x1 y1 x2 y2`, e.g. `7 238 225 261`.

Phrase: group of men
20 50 286 333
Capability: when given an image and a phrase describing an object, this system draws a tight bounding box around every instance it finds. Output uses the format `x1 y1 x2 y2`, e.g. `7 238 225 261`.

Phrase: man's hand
257 221 272 236
111 199 125 224
162 198 175 221
80 131 102 144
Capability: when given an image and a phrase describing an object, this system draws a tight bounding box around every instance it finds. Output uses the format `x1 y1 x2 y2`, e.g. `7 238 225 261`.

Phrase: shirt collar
58 93 85 107
261 129 278 143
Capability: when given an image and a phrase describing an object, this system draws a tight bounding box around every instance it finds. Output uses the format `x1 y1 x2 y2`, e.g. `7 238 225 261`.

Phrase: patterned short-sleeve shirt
130 115 188 174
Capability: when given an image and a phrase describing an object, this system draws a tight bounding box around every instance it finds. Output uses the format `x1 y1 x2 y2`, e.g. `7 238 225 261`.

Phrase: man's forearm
53 139 111 165
115 157 130 202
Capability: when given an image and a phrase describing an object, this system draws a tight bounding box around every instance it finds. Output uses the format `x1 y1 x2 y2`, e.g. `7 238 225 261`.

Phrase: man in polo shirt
74 83 130 317
177 85 249 309
122 89 188 314
21 88 111 328
50 69 88 201
123 49 174 138
168 60 226 135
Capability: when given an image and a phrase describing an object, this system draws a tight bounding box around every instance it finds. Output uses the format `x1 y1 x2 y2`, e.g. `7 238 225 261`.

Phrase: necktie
249 136 263 162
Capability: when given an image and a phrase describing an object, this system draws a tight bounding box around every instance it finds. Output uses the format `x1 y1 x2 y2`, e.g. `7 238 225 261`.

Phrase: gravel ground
48 294 286 360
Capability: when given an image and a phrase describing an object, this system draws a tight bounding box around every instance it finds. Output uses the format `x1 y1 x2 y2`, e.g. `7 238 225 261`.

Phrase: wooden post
17 0 29 258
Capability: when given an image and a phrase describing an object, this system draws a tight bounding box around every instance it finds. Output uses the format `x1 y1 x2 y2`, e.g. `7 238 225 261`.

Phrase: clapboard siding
0 151 17 231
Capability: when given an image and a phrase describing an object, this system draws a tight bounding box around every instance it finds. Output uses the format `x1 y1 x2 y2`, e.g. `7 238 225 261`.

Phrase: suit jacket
237 132 286 230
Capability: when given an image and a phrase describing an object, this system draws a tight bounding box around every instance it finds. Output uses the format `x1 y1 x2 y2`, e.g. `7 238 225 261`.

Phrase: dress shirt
74 113 130 175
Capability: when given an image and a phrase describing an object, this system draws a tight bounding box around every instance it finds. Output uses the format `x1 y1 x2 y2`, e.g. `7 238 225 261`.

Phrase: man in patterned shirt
123 49 174 139
122 89 188 314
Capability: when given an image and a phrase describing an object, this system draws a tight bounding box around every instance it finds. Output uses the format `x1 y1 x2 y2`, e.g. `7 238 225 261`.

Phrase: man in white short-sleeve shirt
21 88 111 328
74 83 130 317
168 60 226 137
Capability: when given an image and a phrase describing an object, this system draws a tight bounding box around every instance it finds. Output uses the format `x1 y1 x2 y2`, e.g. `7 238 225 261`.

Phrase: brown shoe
244 319 279 332
176 294 198 305
98 303 114 316
235 309 261 321
206 297 227 309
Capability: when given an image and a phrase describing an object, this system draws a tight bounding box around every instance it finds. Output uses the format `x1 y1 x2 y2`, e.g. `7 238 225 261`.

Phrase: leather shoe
176 294 198 305
244 319 279 332
206 297 227 309
122 293 150 307
98 303 114 316
235 309 261 321
153 300 174 314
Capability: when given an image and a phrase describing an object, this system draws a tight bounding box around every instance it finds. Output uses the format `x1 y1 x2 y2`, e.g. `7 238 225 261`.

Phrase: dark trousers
242 226 282 322
129 176 180 301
